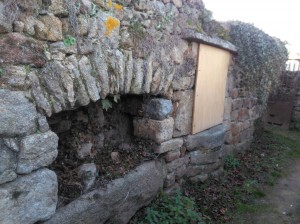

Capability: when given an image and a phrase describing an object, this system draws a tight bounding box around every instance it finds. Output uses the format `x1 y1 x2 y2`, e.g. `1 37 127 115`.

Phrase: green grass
236 203 270 213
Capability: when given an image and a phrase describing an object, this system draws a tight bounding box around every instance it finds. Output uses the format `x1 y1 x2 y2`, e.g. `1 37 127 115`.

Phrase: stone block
175 164 187 179
224 98 232 121
232 98 243 110
133 117 174 143
44 161 165 224
48 0 67 15
165 150 181 162
0 169 58 224
0 90 37 137
17 131 58 174
231 109 239 121
0 33 46 67
166 156 189 173
173 90 194 137
238 108 250 121
0 2 12 33
144 98 173 120
78 163 97 192
172 76 194 91
35 15 63 41
172 0 183 8
239 128 252 142
243 98 252 109
185 125 226 151
185 160 223 177
189 149 221 165
154 138 183 154
0 66 29 90
231 88 239 99
189 174 208 183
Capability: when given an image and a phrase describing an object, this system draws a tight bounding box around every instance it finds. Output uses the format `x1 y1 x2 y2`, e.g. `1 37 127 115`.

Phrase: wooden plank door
192 44 231 134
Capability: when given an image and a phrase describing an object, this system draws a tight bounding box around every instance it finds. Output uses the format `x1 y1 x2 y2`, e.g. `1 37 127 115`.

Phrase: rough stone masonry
0 0 259 223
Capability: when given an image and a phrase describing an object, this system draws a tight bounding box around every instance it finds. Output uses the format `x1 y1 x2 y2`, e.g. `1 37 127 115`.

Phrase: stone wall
223 65 260 154
263 70 300 129
0 0 258 223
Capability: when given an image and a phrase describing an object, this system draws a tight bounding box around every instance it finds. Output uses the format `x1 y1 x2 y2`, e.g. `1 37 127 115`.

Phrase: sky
202 0 300 57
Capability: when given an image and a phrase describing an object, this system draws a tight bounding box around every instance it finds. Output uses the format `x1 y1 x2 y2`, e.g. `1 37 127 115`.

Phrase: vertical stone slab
173 90 194 137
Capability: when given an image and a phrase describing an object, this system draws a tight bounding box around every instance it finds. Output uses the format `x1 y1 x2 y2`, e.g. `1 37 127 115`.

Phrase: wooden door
192 44 231 134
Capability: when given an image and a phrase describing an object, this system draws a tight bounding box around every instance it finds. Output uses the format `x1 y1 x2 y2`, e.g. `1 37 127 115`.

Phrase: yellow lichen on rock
113 3 123 10
104 16 120 36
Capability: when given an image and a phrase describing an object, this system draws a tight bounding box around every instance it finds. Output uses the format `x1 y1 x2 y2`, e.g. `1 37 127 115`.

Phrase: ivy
228 21 288 105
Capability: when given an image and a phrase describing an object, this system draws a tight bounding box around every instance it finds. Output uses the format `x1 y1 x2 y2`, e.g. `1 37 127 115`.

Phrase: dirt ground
230 128 300 224
234 159 300 224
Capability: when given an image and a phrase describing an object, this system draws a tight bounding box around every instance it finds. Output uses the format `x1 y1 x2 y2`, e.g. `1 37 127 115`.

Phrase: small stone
77 143 93 159
171 0 183 8
0 2 12 33
119 143 132 151
0 140 17 184
38 114 50 133
77 38 94 55
111 151 121 164
144 98 173 120
13 21 24 32
78 163 97 192
48 0 67 16
164 173 176 188
94 133 104 150
3 138 19 152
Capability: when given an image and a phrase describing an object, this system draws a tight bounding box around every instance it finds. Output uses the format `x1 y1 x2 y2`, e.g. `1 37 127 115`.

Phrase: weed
156 11 174 30
0 67 3 77
63 35 76 47
236 203 269 213
128 19 145 40
24 65 30 75
101 99 112 111
141 190 204 224
224 155 240 170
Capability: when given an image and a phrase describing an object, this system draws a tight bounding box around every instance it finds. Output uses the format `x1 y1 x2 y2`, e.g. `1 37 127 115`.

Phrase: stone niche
42 93 228 224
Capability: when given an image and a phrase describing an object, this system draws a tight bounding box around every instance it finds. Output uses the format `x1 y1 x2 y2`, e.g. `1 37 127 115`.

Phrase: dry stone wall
0 0 259 223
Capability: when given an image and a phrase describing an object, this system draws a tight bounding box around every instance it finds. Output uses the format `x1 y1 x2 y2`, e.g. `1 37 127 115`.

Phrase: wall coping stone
182 29 238 53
